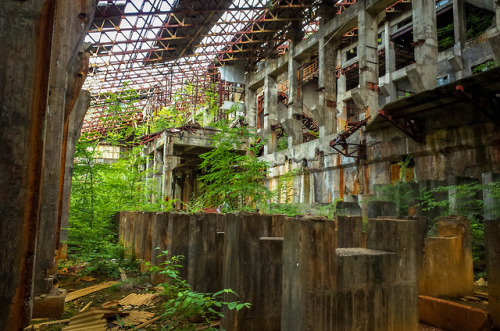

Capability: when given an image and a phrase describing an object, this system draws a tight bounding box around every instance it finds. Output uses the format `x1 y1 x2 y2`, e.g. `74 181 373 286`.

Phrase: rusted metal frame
378 110 425 143
455 85 500 127
92 4 311 20
117 0 162 88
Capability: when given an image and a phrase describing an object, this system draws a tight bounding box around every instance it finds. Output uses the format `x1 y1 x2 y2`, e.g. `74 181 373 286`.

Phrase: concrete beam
0 2 57 329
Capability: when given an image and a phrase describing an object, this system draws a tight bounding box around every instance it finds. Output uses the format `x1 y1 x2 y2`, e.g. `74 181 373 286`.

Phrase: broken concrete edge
32 288 67 320
418 295 490 331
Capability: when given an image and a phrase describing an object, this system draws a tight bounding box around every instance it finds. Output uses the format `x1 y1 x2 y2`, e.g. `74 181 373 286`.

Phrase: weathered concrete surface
485 219 500 328
366 219 419 330
35 0 94 298
188 213 219 293
118 212 422 330
32 288 66 319
367 201 397 219
419 216 474 297
336 215 363 248
418 295 489 331
335 248 399 330
222 212 282 331
0 2 57 329
281 216 336 331
59 90 91 259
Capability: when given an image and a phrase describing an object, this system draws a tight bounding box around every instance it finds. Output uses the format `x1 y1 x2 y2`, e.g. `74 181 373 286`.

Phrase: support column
336 49 347 132
162 134 180 203
245 85 257 128
0 2 57 329
317 35 337 136
281 216 336 331
59 90 91 260
409 0 438 92
496 0 500 30
380 20 397 102
353 10 379 118
285 44 303 146
263 63 278 154
453 0 467 46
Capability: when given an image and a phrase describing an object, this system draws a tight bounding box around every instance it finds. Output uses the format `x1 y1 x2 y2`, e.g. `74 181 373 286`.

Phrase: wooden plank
65 281 118 302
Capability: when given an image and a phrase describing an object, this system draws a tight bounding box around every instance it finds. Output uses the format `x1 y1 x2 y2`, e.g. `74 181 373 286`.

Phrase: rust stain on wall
337 154 344 200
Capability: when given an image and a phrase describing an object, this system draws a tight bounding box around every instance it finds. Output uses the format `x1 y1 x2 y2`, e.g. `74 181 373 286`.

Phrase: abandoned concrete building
1 0 500 330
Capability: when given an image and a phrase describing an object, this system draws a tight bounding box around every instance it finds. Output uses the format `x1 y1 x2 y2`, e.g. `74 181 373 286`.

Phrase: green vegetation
437 23 454 51
195 119 270 212
148 252 250 330
466 6 494 40
472 60 497 74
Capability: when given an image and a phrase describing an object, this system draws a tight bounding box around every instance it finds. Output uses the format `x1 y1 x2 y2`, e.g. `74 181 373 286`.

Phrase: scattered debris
475 291 488 300
132 316 162 330
79 301 92 312
25 319 70 330
102 300 119 308
64 308 125 331
475 277 487 286
79 276 96 282
65 281 119 302
118 293 157 308
195 321 221 330
119 310 155 326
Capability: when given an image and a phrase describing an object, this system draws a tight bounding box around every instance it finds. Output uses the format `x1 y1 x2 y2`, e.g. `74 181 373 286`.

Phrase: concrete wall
117 212 419 331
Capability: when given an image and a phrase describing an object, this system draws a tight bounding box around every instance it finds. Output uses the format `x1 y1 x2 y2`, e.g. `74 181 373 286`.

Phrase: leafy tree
195 120 270 211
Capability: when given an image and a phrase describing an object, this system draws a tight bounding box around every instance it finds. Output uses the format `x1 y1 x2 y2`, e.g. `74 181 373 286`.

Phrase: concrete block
32 288 66 319
281 216 336 331
367 201 397 218
222 212 277 331
188 213 219 293
336 201 362 216
419 216 474 297
367 219 419 282
485 219 500 328
166 213 190 280
336 215 363 248
418 295 489 331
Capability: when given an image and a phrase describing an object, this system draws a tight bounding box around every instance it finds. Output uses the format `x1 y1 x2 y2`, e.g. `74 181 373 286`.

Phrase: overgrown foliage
195 118 270 212
148 252 251 330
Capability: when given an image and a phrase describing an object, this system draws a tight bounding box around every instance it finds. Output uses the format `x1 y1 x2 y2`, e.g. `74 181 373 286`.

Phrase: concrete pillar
263 64 278 154
409 0 438 92
222 212 282 331
317 36 337 136
354 10 379 118
188 213 220 293
366 219 419 330
162 134 180 203
485 219 500 328
245 85 257 128
0 2 57 329
59 90 91 260
167 213 191 280
419 216 474 297
336 216 363 248
381 21 397 102
482 173 500 220
496 0 500 30
453 0 467 46
281 216 336 331
285 45 303 146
